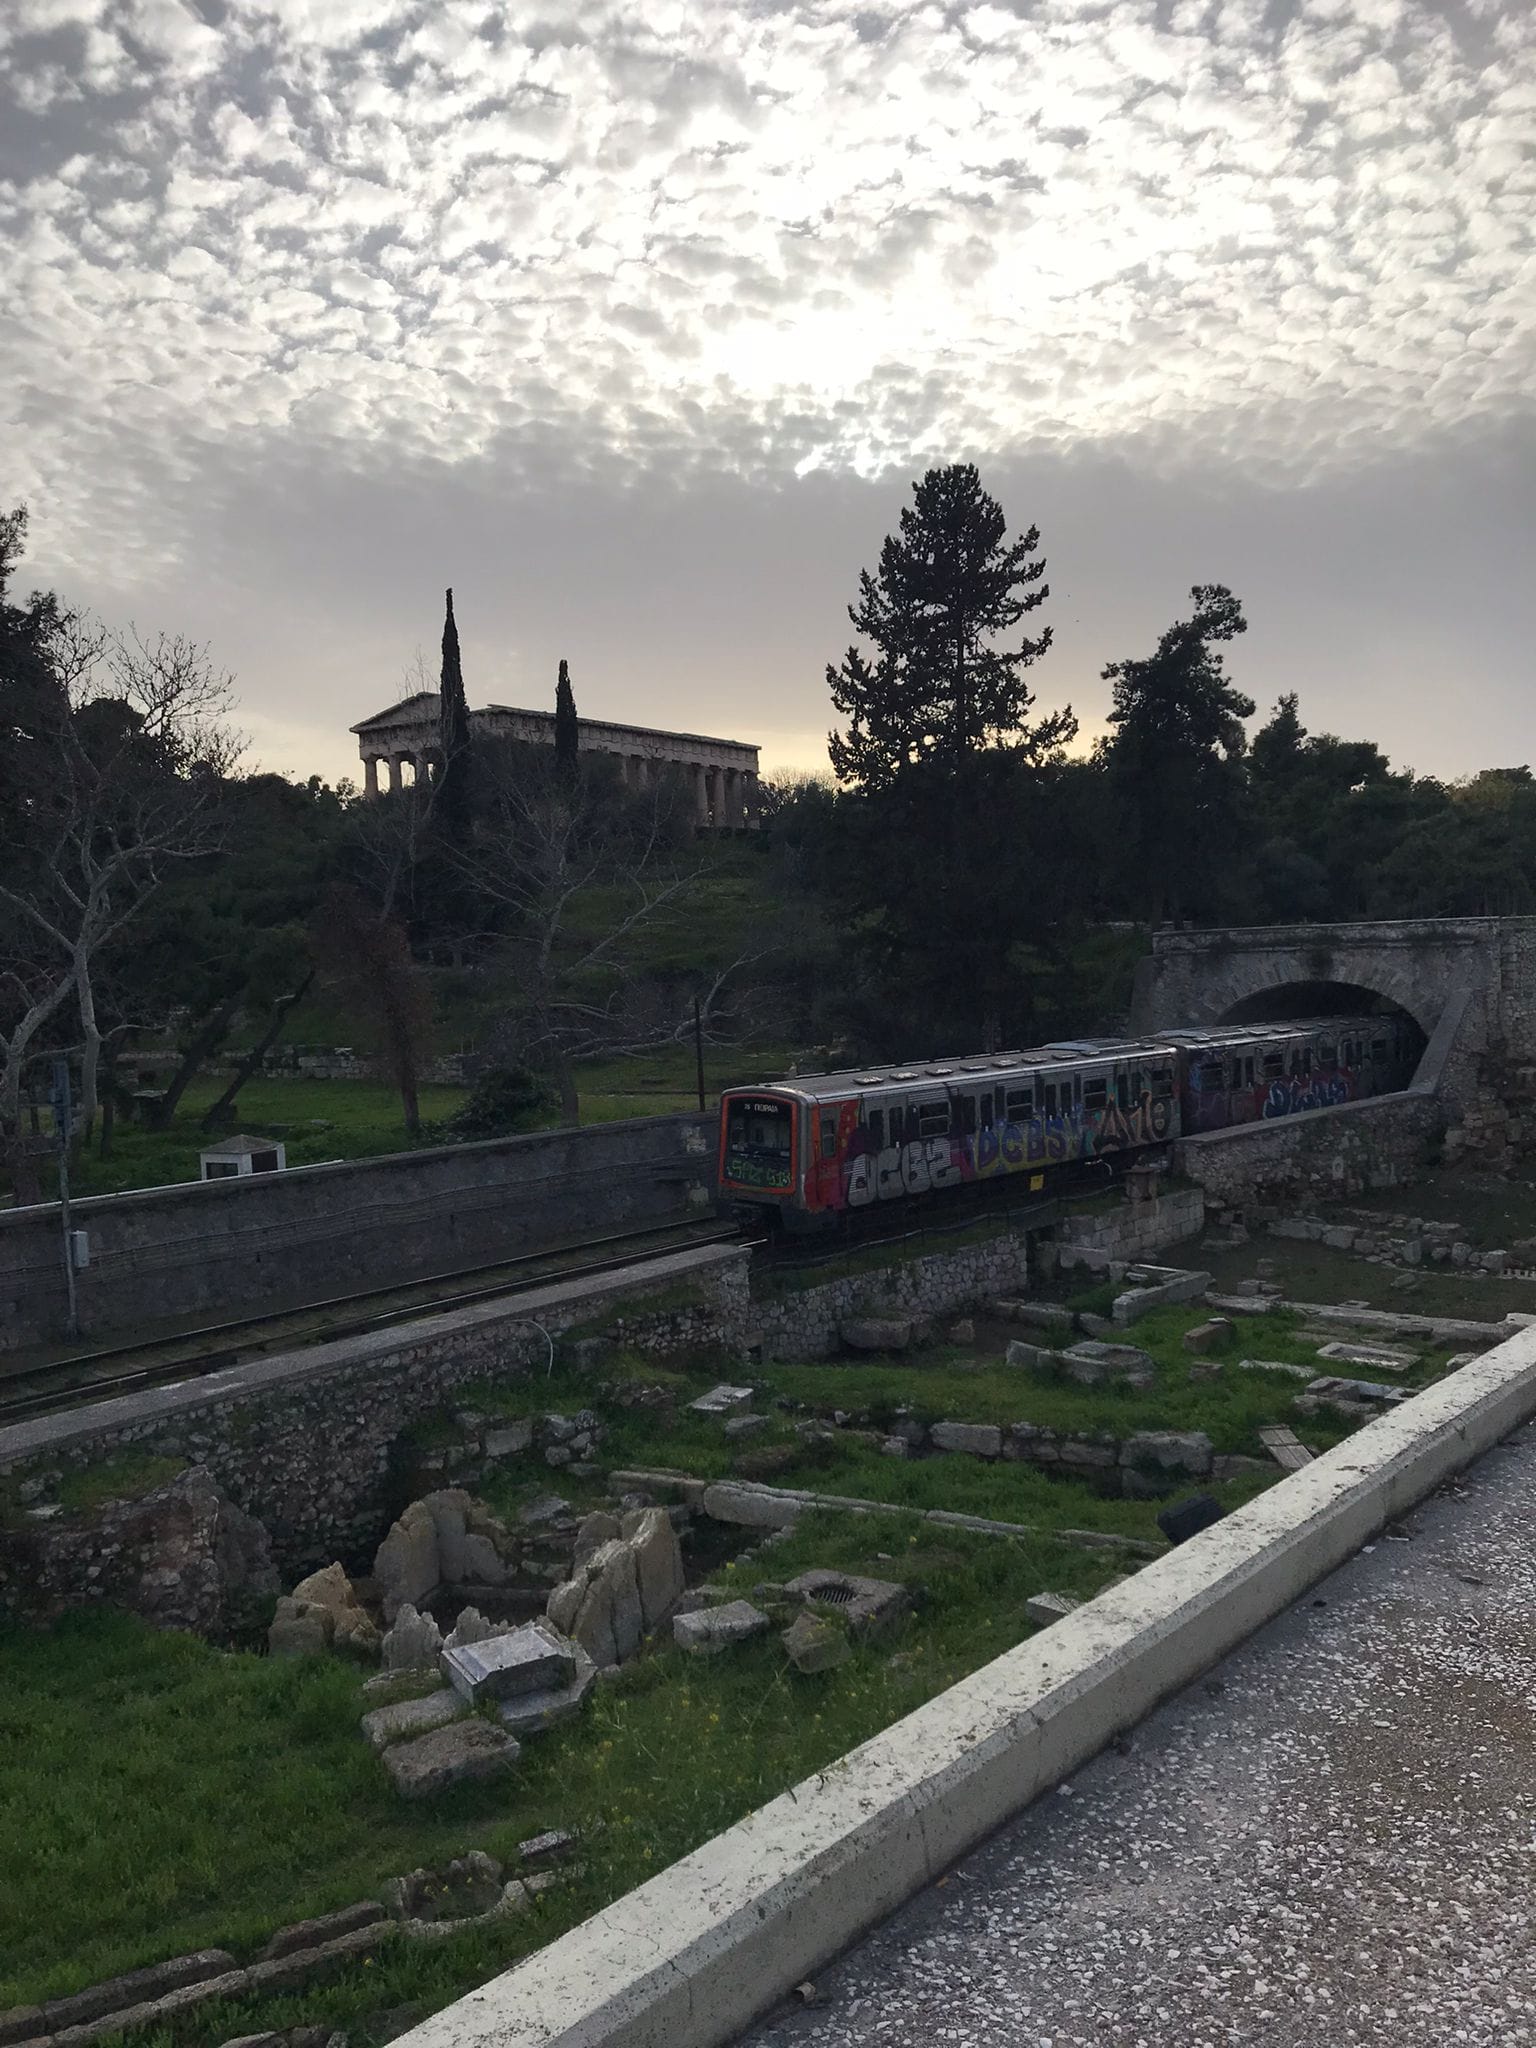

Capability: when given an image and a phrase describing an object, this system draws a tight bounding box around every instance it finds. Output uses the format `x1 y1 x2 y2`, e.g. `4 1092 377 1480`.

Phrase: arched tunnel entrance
1216 979 1428 1083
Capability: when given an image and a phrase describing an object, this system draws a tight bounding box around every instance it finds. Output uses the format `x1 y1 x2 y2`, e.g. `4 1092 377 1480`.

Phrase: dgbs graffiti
1262 1074 1351 1119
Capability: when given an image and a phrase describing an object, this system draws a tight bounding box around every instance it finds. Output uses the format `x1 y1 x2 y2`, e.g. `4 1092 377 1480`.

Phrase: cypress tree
554 657 578 776
437 586 472 828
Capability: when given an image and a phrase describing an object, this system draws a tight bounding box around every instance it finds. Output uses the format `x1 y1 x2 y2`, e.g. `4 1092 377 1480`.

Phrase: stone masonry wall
1054 1189 1206 1268
1174 1091 1441 1207
0 1246 751 1592
752 1228 1035 1361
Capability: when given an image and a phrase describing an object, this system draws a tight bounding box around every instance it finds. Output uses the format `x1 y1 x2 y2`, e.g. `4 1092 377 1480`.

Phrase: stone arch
1213 973 1429 1074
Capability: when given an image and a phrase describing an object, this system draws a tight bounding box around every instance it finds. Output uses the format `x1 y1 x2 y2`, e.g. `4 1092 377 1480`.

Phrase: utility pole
693 995 706 1112
50 1057 79 1340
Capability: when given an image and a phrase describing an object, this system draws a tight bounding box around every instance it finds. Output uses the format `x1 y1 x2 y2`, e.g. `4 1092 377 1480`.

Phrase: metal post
694 995 706 1112
51 1057 79 1340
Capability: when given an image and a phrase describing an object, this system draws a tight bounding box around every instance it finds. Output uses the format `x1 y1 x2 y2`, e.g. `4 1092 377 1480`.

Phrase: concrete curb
394 1323 1536 2048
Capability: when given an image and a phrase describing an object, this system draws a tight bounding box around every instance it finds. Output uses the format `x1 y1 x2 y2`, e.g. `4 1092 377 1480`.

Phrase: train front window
724 1097 794 1189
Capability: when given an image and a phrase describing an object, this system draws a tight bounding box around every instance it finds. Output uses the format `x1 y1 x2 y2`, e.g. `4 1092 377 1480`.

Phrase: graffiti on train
1261 1073 1351 1120
839 1094 1172 1209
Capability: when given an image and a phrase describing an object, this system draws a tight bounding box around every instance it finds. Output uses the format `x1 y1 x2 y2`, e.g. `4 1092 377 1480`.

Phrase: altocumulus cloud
0 0 1532 783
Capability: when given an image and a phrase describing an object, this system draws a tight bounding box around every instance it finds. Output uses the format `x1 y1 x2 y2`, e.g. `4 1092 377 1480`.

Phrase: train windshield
724 1095 794 1190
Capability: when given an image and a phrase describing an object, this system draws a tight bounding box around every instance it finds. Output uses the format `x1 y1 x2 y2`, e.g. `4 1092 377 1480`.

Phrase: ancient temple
350 694 761 829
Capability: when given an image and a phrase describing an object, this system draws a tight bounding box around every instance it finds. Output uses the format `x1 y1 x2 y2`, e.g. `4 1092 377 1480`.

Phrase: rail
0 1219 750 1427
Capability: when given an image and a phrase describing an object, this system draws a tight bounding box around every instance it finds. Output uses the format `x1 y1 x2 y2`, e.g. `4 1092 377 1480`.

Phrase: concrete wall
0 1112 716 1353
0 1245 751 1591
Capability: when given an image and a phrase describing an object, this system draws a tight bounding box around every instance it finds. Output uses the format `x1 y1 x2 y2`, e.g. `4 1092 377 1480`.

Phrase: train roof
725 1015 1391 1102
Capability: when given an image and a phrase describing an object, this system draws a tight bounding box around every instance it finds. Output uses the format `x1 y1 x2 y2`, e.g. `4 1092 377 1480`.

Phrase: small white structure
199 1133 287 1181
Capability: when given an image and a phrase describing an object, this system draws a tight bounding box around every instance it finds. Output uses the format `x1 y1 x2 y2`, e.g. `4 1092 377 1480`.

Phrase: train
717 1011 1421 1231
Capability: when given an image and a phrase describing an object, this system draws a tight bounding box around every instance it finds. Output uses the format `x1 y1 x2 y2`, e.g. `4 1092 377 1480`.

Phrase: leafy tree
1098 585 1254 925
827 464 1071 791
555 659 578 778
444 1065 554 1141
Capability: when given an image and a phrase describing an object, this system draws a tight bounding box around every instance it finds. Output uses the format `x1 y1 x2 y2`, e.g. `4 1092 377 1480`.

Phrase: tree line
3 468 1528 1198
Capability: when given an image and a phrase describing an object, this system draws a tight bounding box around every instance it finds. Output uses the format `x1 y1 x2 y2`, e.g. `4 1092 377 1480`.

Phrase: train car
718 1035 1180 1231
1166 1014 1421 1134
718 1011 1420 1231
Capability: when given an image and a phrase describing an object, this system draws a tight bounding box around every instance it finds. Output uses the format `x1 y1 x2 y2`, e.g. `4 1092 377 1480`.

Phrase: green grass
1196 1233 1536 1320
56 1454 187 1517
0 1514 1131 2039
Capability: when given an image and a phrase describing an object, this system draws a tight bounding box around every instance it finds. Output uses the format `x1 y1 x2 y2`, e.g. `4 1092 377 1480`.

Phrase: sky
2 0 1532 790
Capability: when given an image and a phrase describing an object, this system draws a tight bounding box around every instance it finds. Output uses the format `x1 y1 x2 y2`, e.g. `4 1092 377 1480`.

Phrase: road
738 1422 1536 2048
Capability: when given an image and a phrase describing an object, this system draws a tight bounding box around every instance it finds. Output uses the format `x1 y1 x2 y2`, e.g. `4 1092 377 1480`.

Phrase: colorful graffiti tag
817 1092 1173 1212
1261 1073 1352 1119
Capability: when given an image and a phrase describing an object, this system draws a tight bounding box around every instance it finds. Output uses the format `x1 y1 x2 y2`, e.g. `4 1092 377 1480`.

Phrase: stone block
361 1687 467 1750
380 1601 443 1673
689 1383 755 1416
267 1598 332 1658
840 1317 913 1351
1321 1226 1356 1250
1056 1437 1117 1470
573 1511 620 1568
723 1413 769 1440
1121 1431 1214 1478
48 1970 251 2047
1305 1375 1407 1406
42 1952 238 2034
673 1600 771 1656
1237 1356 1316 1381
1317 1340 1415 1372
242 1923 386 1992
373 1500 439 1621
518 1828 578 1865
260 1902 386 1961
623 1506 686 1631
1004 1339 1060 1372
443 1620 576 1703
994 1299 1073 1331
785 1570 909 1634
782 1612 851 1673
1182 1319 1235 1354
497 1645 598 1735
1060 1340 1155 1389
930 1421 1002 1459
1024 1592 1079 1626
382 1718 521 1799
1155 1494 1225 1545
483 1420 534 1458
701 1481 803 1530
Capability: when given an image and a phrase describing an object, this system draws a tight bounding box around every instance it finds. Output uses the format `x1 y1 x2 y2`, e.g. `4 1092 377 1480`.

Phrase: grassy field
0 1298 1452 2039
65 1043 797 1200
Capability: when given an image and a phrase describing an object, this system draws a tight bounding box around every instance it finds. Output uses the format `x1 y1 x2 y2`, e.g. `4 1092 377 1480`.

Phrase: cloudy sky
2 0 1532 789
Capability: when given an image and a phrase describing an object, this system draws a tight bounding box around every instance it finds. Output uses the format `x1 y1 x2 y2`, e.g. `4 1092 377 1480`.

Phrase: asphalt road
737 1424 1536 2048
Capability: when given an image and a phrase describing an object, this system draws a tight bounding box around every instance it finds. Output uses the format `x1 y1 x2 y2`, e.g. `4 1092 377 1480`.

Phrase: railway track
0 1218 749 1428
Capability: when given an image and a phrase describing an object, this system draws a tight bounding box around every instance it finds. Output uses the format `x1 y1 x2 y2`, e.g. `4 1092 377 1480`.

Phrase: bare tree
456 750 742 1122
0 618 240 1195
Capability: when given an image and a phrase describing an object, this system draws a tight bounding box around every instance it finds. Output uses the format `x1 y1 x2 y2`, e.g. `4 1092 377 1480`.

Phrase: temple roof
349 692 438 734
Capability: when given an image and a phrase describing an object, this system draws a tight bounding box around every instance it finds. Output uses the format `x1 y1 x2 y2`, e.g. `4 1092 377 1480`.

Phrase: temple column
742 769 759 826
694 763 710 825
363 756 379 799
706 766 723 826
385 754 402 794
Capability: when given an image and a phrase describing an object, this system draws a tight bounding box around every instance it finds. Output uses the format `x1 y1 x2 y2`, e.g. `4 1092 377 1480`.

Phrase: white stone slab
442 1621 575 1703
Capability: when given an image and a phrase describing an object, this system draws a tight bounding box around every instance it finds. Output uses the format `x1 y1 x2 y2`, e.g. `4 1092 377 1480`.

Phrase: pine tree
827 464 1073 790
437 586 472 830
1099 585 1254 924
554 658 578 777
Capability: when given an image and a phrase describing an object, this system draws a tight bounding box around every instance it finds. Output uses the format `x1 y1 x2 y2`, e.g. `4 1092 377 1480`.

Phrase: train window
1004 1086 1033 1119
1262 1050 1283 1079
953 1094 977 1136
1041 1082 1058 1114
888 1106 905 1146
917 1099 949 1137
1083 1074 1108 1111
1242 1056 1255 1086
979 1093 993 1125
1319 1041 1337 1067
1197 1062 1223 1091
1149 1066 1173 1099
820 1114 838 1160
1289 1047 1311 1078
866 1110 884 1149
1114 1071 1131 1109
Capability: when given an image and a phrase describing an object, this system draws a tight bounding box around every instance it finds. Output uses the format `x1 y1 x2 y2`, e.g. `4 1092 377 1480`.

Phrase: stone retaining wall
0 1247 751 1592
1054 1188 1206 1271
752 1230 1034 1362
1174 1092 1442 1207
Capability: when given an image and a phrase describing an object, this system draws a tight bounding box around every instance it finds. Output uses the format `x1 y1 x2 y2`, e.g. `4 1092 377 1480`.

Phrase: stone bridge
1128 917 1536 1198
